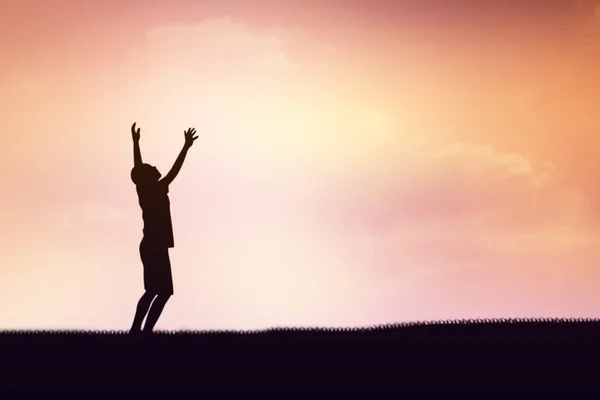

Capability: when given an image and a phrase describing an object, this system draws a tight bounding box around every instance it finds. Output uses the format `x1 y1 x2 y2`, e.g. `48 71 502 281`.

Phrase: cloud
121 17 317 167
430 141 551 187
316 132 600 267
137 18 296 76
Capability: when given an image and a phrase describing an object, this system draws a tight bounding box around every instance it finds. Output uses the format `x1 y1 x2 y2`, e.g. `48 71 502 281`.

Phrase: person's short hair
131 163 157 185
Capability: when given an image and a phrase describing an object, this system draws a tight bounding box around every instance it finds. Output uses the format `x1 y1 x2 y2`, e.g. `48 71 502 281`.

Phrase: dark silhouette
2 319 600 388
129 122 198 333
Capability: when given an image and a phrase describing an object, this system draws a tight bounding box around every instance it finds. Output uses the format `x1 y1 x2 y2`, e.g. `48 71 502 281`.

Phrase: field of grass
2 318 600 388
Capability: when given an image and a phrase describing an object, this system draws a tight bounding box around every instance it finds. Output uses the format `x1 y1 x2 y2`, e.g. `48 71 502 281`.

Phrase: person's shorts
139 239 174 295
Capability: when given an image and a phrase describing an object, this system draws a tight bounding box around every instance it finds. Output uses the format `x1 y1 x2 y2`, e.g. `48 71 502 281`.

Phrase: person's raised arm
132 122 142 167
160 127 198 186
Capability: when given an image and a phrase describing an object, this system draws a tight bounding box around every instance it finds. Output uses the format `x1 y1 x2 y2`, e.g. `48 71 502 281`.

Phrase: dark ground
2 318 600 389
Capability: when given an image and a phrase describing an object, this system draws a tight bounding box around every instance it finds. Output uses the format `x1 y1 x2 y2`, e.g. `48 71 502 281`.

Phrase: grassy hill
2 318 600 388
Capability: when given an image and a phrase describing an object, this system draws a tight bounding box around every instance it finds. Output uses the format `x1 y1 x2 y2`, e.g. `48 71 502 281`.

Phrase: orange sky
1 0 600 330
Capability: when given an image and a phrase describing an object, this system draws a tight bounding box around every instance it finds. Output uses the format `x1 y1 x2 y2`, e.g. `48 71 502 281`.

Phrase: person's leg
130 291 156 333
142 294 171 332
142 245 173 333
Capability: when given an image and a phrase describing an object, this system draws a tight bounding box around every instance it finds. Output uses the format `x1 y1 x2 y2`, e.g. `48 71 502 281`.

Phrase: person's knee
141 291 156 301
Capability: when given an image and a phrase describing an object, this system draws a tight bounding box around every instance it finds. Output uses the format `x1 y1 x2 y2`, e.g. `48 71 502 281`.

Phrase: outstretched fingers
183 127 198 147
185 128 197 138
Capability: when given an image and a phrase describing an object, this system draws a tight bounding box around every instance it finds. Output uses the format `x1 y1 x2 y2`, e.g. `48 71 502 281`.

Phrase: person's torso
136 182 174 247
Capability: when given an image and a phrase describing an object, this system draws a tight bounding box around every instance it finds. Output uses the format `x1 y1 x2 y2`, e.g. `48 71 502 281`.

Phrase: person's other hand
131 122 141 142
184 127 198 148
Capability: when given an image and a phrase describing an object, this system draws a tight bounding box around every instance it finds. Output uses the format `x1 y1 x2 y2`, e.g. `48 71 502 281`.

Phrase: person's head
131 163 162 185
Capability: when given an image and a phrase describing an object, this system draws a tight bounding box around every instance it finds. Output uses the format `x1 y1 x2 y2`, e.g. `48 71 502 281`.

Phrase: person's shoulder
137 181 168 192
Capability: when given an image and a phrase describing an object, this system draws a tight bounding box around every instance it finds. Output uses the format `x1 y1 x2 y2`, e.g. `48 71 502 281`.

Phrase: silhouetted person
129 122 198 333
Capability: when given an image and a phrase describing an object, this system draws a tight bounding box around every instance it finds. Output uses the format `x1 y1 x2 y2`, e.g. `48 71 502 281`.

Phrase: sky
1 0 600 330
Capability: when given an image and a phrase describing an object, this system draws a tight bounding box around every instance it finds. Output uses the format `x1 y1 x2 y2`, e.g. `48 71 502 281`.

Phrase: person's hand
131 123 141 142
184 127 198 148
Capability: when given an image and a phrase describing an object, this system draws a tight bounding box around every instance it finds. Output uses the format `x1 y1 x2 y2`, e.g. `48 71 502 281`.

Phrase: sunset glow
1 0 600 330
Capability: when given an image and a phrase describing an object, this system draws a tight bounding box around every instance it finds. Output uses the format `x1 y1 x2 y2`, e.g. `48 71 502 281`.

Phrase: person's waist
141 234 173 245
143 228 173 237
